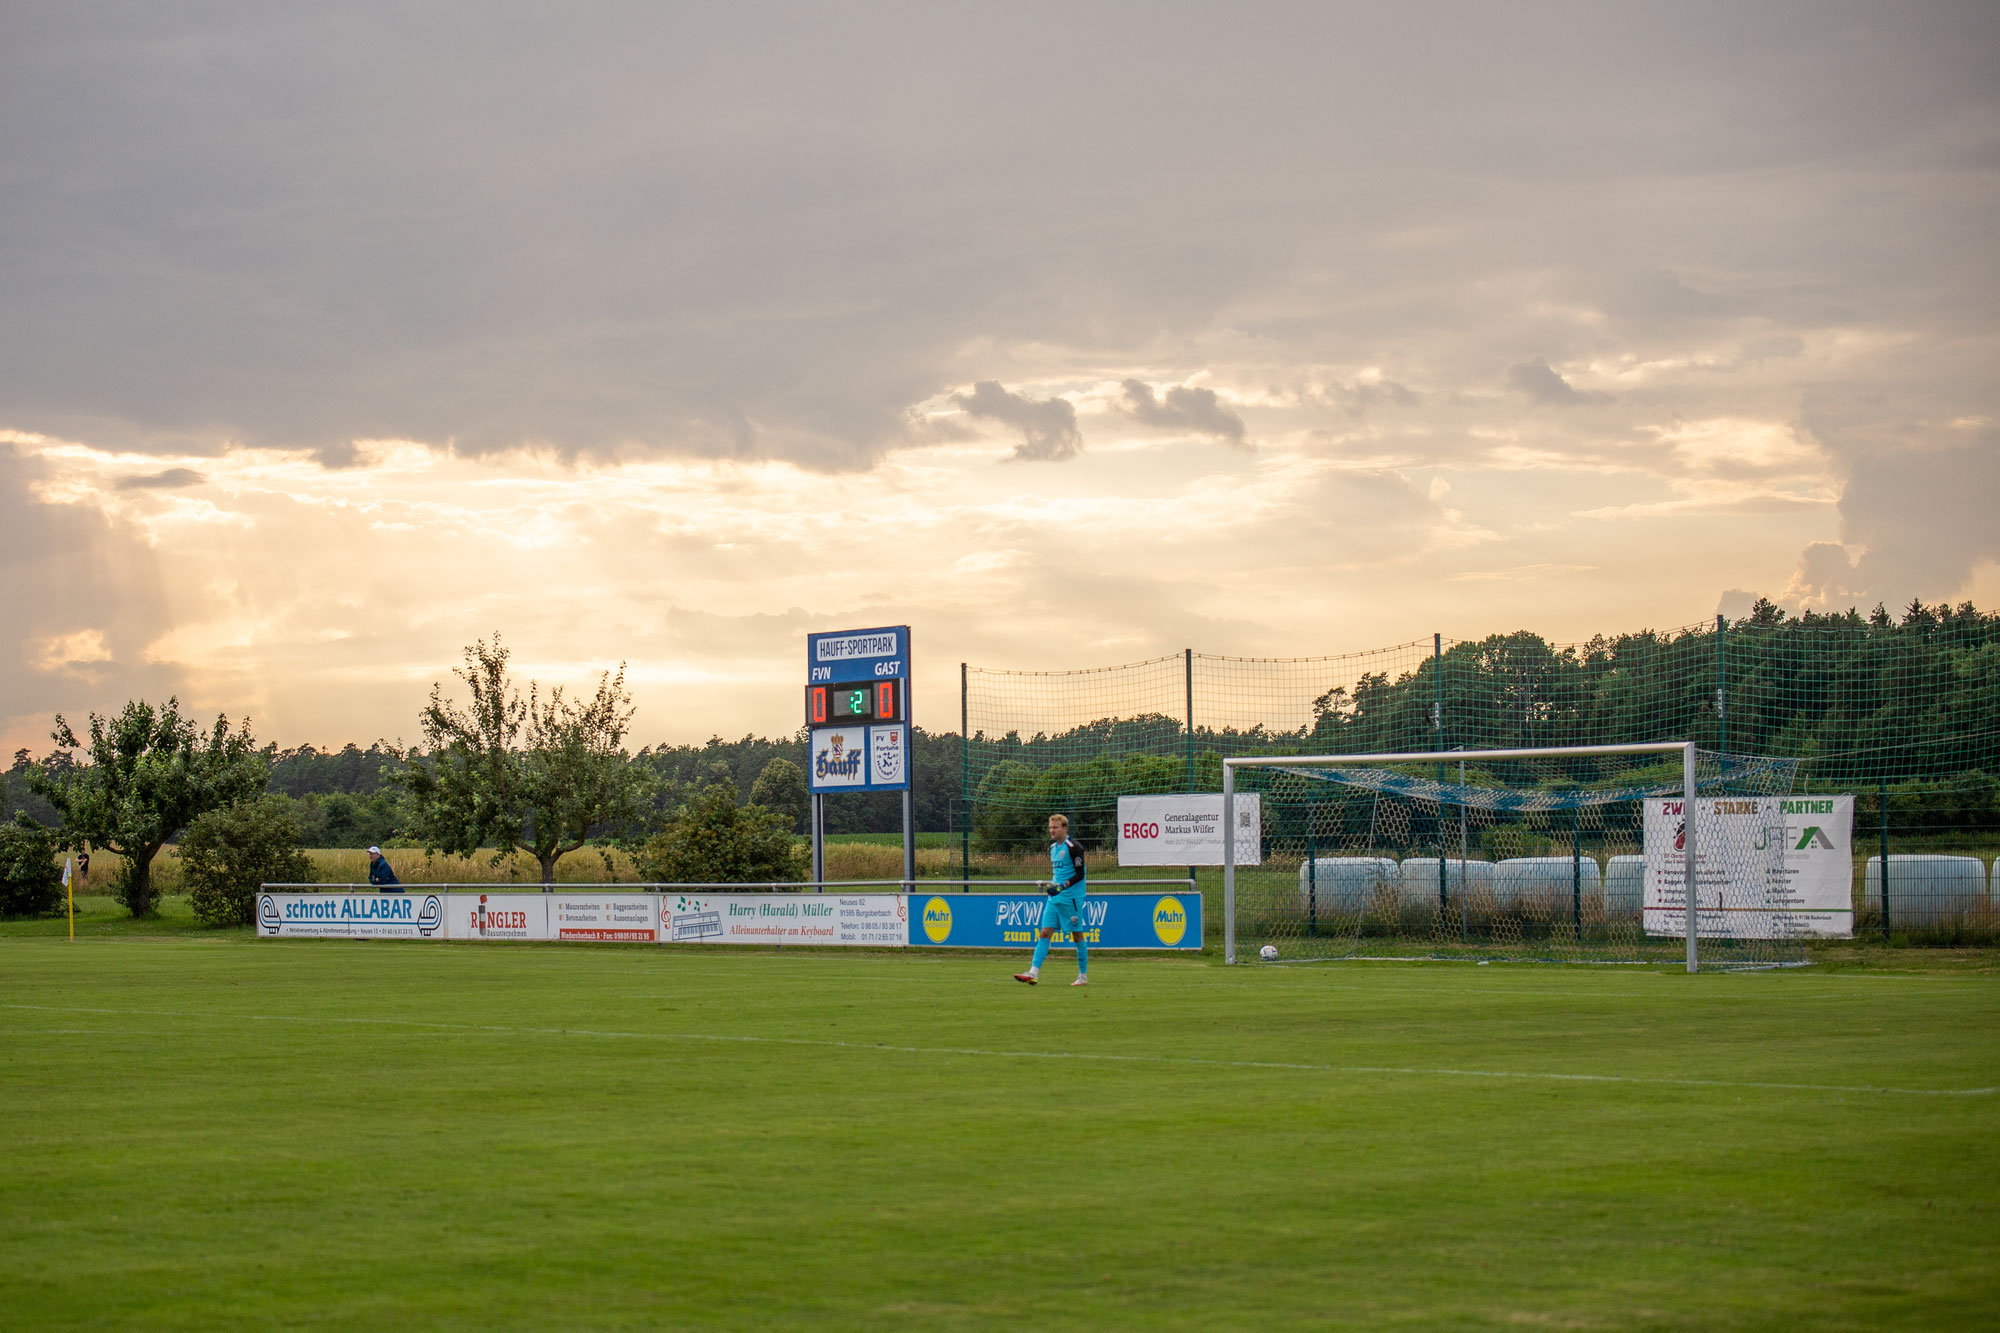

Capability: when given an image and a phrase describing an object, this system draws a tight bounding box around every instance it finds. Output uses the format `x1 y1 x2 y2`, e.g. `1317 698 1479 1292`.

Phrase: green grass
3 939 1997 1330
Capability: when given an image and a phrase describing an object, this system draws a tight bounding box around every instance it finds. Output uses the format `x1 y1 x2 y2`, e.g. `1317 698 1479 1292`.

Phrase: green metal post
1716 613 1727 753
1184 648 1195 790
1306 815 1317 937
1435 633 1447 912
1186 648 1196 889
960 662 970 889
1879 775 1890 939
1571 805 1582 941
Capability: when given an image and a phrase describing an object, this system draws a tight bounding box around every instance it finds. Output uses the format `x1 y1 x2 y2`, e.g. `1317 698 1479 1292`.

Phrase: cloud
0 443 180 742
114 467 206 491
1119 380 1248 445
1506 358 1606 407
1827 441 1999 605
949 382 1082 462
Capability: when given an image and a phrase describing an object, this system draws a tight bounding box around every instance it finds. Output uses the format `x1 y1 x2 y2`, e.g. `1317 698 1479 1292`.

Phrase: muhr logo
816 733 863 780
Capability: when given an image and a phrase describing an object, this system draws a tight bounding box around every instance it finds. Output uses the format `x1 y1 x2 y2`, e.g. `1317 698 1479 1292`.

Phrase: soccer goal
1222 742 1822 971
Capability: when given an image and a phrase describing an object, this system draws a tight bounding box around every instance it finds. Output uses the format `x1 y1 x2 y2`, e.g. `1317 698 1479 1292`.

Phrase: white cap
367 846 382 855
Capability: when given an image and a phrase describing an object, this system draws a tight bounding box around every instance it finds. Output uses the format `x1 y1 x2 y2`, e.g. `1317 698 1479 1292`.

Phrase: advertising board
446 893 550 942
1643 795 1853 939
551 893 659 942
910 891 1201 950
660 892 907 946
256 891 446 940
1116 794 1262 866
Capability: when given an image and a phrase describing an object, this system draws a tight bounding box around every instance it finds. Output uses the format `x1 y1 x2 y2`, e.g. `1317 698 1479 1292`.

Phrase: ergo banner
1116 794 1262 866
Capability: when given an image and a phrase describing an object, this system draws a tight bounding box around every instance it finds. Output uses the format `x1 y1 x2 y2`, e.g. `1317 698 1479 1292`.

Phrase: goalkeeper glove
1045 882 1060 895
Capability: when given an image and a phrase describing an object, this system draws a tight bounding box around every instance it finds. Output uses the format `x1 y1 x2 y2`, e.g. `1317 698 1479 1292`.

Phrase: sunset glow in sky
3 4 1995 752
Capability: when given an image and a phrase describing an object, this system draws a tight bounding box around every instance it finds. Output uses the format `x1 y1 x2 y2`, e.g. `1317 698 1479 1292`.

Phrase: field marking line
3 1002 1991 1098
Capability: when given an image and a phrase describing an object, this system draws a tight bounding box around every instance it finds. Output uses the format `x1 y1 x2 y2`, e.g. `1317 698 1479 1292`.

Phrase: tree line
5 599 1995 910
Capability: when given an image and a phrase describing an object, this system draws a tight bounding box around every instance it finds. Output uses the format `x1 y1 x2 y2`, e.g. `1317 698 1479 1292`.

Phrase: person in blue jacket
367 846 401 890
1015 813 1088 987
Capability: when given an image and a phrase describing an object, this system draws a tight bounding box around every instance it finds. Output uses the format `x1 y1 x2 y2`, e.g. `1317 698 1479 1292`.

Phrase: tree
0 817 64 918
395 636 653 886
180 796 317 927
28 699 265 916
748 756 809 833
636 784 806 884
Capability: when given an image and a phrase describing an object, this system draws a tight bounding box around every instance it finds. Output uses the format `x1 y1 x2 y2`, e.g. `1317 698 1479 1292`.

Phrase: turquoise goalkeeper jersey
1049 837 1086 891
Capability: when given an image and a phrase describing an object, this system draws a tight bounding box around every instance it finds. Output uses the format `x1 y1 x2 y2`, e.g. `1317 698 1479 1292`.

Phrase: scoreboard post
805 625 913 888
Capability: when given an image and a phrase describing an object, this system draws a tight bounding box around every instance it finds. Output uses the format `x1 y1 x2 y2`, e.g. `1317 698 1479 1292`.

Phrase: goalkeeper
1014 813 1089 987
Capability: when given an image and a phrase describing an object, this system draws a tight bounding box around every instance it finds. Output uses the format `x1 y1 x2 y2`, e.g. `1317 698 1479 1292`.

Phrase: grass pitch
3 937 1996 1330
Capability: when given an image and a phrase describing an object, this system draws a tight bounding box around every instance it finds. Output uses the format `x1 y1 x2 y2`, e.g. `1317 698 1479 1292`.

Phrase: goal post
1223 741 1812 971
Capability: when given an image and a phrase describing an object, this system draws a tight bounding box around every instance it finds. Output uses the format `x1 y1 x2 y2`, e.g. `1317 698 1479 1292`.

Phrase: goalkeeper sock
1031 936 1052 972
1074 938 1087 977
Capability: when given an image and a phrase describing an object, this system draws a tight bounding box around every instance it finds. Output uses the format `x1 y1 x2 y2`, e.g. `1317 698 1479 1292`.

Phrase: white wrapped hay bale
1397 857 1496 905
1297 857 1400 913
1863 855 1989 927
1495 856 1603 912
1604 855 1645 919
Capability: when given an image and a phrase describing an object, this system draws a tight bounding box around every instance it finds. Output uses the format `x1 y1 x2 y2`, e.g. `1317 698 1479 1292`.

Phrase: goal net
1222 743 1818 970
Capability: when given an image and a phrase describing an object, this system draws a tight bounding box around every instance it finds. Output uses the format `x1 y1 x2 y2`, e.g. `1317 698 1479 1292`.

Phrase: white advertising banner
256 891 446 940
660 892 908 946
551 893 660 942
1643 795 1853 939
446 892 551 942
810 726 868 788
1116 794 1262 866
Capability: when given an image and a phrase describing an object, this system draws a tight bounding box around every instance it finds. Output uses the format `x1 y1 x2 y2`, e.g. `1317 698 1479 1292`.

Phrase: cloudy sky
3 2 1996 752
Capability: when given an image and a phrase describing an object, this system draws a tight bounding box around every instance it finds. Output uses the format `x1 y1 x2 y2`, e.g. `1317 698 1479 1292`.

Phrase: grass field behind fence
3 936 1997 1330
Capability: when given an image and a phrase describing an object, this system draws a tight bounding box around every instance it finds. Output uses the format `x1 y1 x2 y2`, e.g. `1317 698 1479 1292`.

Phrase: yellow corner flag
63 856 74 940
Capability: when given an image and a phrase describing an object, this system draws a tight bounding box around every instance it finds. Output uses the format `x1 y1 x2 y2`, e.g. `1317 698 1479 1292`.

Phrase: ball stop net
1226 746 1811 968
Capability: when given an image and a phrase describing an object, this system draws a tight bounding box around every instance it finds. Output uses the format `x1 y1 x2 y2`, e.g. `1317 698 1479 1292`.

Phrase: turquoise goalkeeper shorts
1040 884 1087 936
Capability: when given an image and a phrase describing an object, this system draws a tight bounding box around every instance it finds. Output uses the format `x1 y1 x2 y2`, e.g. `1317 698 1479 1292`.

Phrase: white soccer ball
1259 944 1279 961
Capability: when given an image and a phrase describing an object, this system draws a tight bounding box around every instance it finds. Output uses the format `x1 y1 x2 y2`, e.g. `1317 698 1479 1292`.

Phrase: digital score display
806 680 901 726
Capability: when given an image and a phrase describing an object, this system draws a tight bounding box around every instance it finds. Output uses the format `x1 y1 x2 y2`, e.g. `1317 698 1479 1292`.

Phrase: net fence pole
1223 760 1237 964
1459 755 1469 946
1879 775 1891 939
1571 804 1582 942
1185 648 1197 891
1716 613 1728 755
1435 632 1446 913
1683 741 1698 973
960 662 969 885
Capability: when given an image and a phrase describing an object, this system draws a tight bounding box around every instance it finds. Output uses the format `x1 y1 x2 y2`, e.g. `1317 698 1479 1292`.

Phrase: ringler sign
1116 794 1262 866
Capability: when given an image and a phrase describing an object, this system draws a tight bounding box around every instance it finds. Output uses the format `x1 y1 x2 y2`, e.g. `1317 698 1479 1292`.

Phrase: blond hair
1048 813 1069 830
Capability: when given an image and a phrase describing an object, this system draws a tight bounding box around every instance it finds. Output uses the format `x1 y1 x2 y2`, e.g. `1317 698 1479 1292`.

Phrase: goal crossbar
1222 742 1700 971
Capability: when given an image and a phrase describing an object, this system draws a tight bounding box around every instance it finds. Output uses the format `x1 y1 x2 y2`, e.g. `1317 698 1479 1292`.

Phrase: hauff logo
816 733 863 780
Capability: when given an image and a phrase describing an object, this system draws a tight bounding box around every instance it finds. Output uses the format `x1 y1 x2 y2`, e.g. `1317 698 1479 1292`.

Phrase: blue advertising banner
909 891 1202 950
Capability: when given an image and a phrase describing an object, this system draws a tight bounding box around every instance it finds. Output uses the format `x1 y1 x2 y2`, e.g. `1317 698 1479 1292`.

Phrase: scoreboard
805 679 904 727
804 625 910 793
